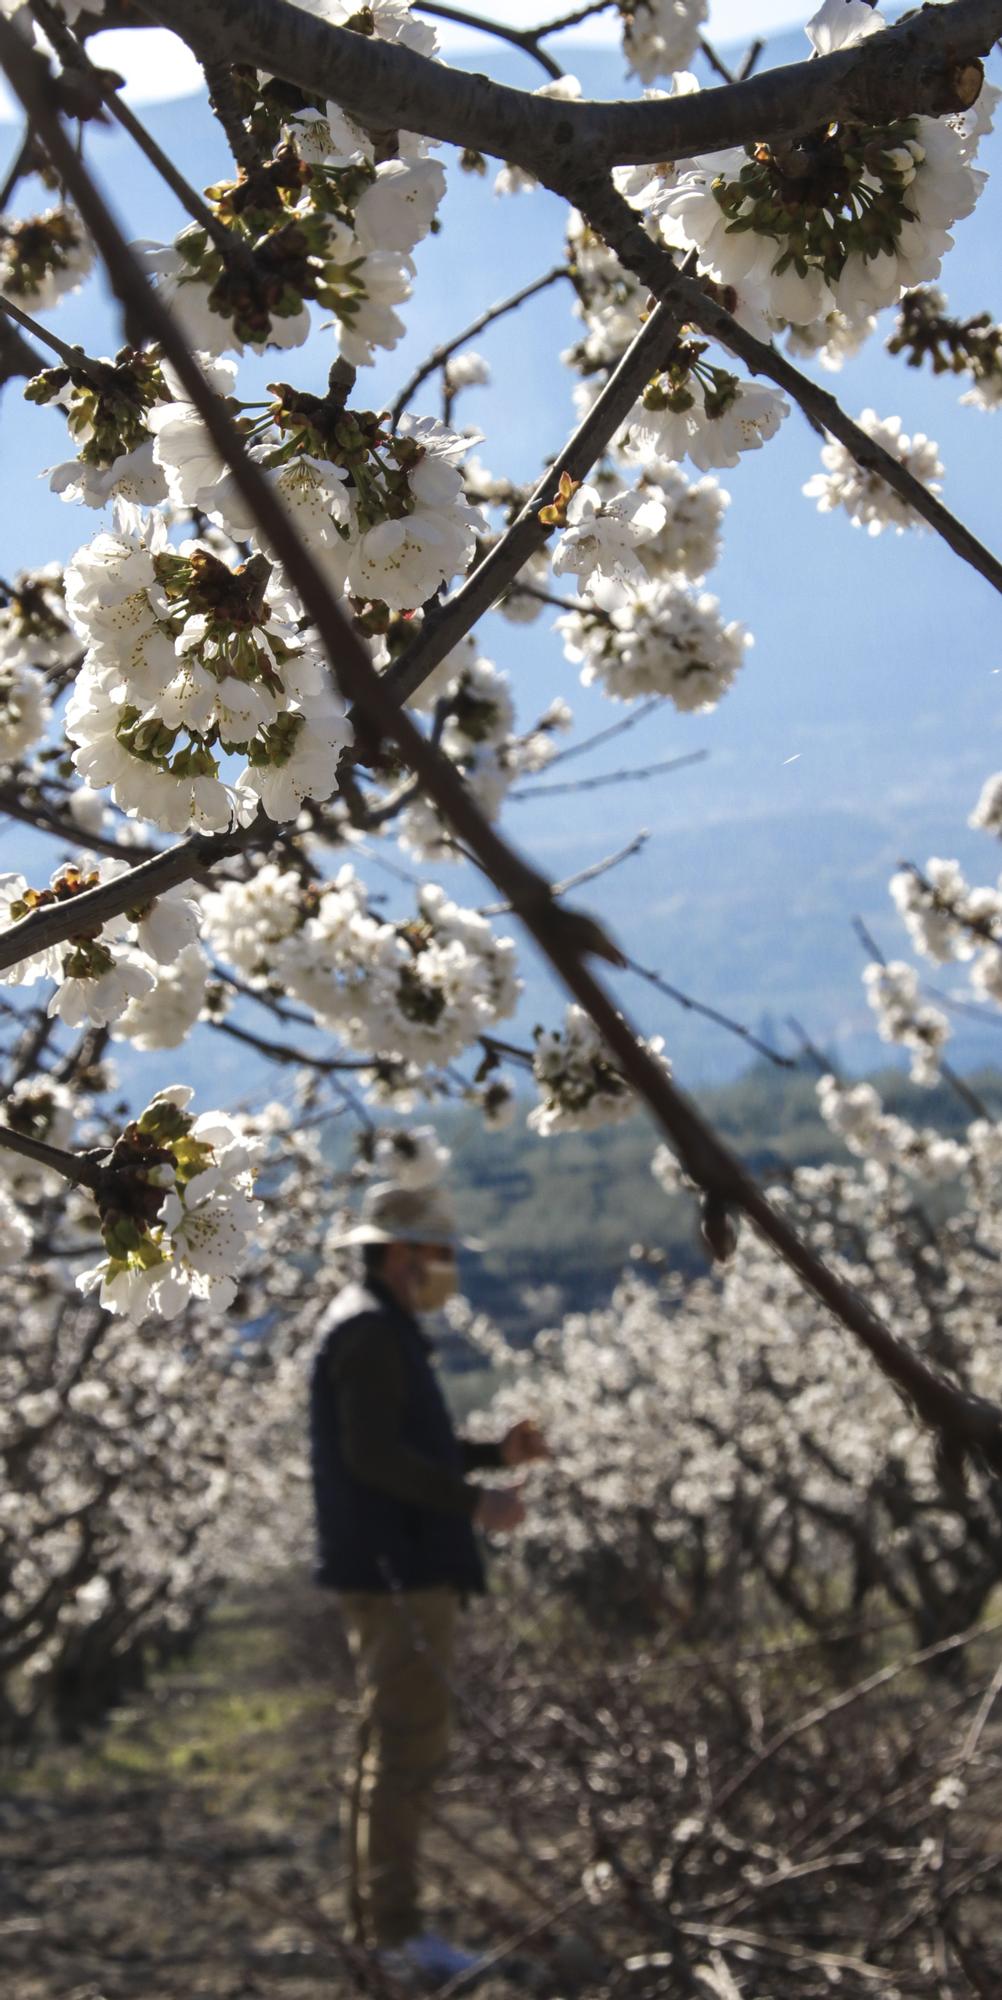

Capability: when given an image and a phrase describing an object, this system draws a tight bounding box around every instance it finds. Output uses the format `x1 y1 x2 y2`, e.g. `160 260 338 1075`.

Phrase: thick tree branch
146 0 1002 173
573 178 1002 603
9 19 1002 1476
0 827 247 974
0 1121 104 1192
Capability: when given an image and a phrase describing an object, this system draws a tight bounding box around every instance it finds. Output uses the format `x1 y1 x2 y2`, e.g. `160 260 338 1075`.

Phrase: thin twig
413 0 565 79
480 831 648 913
626 955 797 1070
508 748 707 798
389 263 570 425
0 783 159 865
543 696 662 770
209 1014 395 1074
0 293 103 378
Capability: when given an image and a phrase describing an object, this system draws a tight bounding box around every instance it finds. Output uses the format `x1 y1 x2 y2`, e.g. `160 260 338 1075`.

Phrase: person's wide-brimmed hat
330 1180 483 1251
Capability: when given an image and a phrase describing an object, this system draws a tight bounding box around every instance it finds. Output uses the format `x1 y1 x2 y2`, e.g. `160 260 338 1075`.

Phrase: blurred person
310 1179 548 1981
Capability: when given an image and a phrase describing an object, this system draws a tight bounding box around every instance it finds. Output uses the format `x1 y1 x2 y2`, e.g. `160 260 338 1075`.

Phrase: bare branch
0 781 159 865
389 263 570 425
509 748 707 799
208 1014 400 1074
413 1 565 80
480 831 649 912
0 1121 104 1192
543 696 662 770
625 955 797 1070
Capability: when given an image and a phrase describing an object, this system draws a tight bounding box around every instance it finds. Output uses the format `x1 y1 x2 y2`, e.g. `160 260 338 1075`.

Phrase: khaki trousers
339 1585 459 1948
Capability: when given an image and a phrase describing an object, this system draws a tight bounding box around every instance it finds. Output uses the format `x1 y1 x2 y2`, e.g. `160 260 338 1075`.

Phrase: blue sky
2 15 1000 1103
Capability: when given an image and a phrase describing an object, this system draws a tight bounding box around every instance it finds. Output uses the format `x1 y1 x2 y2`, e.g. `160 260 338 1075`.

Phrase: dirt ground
0 1577 594 2000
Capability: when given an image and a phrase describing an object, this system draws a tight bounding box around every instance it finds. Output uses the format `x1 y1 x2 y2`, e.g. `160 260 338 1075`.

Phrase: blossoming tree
2 0 1002 1722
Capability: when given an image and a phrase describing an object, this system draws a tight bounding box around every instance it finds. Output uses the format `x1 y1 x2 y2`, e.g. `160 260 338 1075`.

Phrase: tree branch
0 781 159 865
29 0 241 264
0 826 248 974
413 1 565 80
0 1121 104 1191
0 294 94 377
573 178 1002 604
10 17 1002 1475
541 696 662 770
625 955 797 1070
384 295 686 710
508 749 707 799
145 0 1002 174
0 120 34 211
390 263 570 425
208 1013 398 1073
480 830 648 912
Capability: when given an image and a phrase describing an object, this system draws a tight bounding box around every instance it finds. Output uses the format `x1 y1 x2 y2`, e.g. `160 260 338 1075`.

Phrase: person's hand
500 1418 550 1468
474 1485 526 1533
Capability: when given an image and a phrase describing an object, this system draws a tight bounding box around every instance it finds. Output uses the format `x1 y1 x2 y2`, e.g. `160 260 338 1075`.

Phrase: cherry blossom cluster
803 409 943 534
0 858 206 1036
862 959 950 1087
26 344 170 510
623 344 790 473
557 575 748 708
144 73 444 366
62 502 352 832
887 287 1002 412
75 1085 264 1319
396 638 572 855
888 841 1002 1008
201 862 520 1070
816 1073 966 1182
149 377 484 614
0 563 77 673
650 2 997 335
528 1004 669 1134
0 203 92 309
618 0 706 86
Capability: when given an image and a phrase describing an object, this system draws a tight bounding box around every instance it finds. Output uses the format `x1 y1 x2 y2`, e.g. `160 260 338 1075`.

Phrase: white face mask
411 1249 457 1312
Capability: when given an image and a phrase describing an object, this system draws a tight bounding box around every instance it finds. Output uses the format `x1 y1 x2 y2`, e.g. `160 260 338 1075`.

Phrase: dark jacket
309 1278 500 1593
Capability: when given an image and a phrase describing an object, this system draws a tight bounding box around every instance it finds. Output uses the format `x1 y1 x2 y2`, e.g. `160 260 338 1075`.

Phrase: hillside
327 1061 1002 1344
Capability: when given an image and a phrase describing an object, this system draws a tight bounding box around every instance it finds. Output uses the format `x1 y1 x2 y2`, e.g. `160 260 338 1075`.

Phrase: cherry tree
2 0 1002 1725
